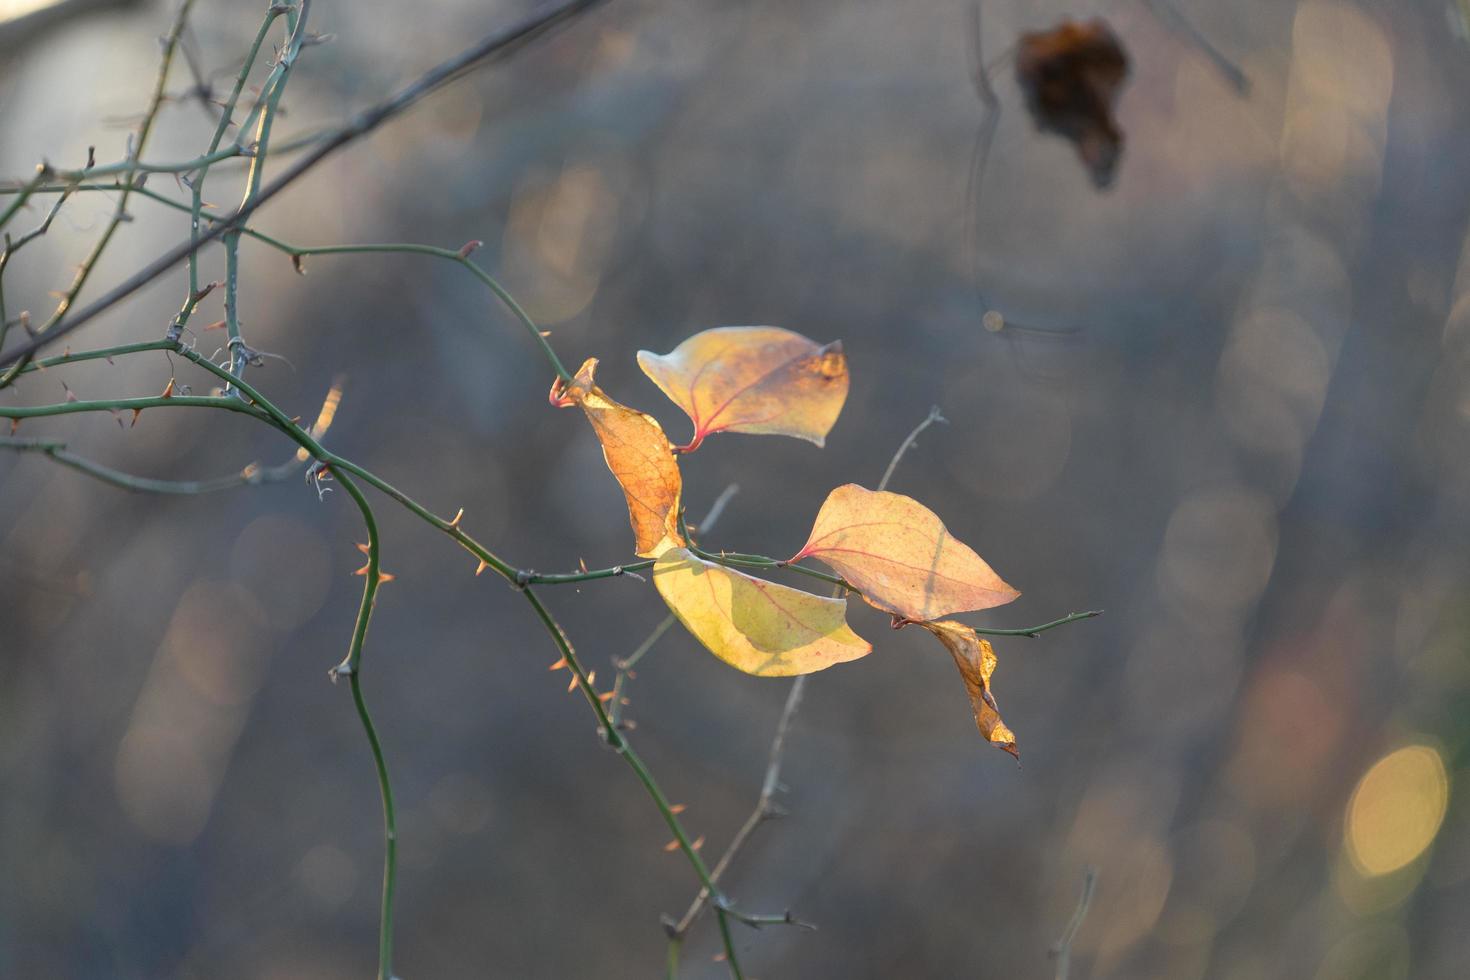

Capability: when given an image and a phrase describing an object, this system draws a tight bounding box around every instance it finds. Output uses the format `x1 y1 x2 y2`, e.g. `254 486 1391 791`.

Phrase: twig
221 1 311 393
877 404 946 491
1050 866 1097 980
0 0 610 376
665 406 949 957
0 437 304 494
0 0 198 387
1139 0 1249 94
172 3 286 341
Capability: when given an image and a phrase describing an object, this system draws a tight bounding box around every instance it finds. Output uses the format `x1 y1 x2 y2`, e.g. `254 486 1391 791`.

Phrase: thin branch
173 3 285 340
1139 0 1249 94
222 1 311 393
0 0 610 376
0 184 572 381
0 0 199 387
878 405 947 491
666 405 948 949
0 437 305 494
1050 866 1097 980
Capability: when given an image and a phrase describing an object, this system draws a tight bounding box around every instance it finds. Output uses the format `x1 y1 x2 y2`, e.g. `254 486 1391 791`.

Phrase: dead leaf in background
637 326 849 452
551 358 684 557
792 484 1019 622
914 619 1018 759
1015 18 1130 188
653 547 871 676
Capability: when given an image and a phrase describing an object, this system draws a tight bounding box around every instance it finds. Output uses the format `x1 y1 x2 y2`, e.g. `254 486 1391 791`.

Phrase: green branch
0 436 304 495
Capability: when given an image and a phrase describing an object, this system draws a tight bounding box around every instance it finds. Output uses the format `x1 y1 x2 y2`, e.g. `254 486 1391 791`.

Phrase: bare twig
0 0 609 375
0 0 198 386
1139 0 1249 94
1050 866 1097 980
665 406 950 957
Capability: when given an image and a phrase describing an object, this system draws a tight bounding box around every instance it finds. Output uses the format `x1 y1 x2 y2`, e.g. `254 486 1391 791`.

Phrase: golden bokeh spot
1345 744 1449 877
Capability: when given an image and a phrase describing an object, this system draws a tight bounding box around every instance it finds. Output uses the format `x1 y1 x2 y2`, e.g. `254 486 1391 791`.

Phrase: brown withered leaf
637 326 849 452
1015 18 1130 188
792 484 1019 622
551 358 684 557
914 619 1018 759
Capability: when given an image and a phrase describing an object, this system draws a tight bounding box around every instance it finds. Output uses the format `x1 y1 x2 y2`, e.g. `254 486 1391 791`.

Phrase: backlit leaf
551 358 684 558
914 620 1018 759
792 484 1019 621
637 326 849 452
653 547 871 676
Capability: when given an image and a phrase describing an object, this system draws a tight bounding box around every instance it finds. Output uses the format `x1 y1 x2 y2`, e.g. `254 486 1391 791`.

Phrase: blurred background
3 0 1469 977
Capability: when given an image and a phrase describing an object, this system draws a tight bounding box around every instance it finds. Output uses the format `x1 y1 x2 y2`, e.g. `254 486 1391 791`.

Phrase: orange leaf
636 326 849 452
653 547 870 676
792 484 1019 621
914 620 1018 760
551 358 684 558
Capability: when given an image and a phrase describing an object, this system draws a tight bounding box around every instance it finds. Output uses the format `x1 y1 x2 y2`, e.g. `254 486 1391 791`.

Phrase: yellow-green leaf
551 358 684 558
916 620 1019 759
653 547 871 676
792 484 1019 622
636 326 849 452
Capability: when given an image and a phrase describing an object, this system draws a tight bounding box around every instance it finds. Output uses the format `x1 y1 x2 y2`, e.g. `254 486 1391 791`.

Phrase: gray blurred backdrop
3 0 1470 977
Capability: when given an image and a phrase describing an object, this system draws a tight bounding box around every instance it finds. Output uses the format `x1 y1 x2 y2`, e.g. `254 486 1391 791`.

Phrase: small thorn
354 562 370 576
377 572 395 584
547 657 568 671
691 835 705 851
598 690 616 702
663 839 680 853
355 542 371 555
669 803 687 814
566 674 578 694
448 507 464 528
457 239 483 258
475 559 489 576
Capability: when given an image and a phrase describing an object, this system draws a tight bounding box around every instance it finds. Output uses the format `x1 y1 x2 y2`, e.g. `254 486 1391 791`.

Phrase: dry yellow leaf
551 358 684 558
636 326 849 452
917 620 1018 759
653 548 871 676
792 484 1019 622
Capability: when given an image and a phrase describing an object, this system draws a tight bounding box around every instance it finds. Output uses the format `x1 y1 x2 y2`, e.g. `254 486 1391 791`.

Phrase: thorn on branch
457 239 483 258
